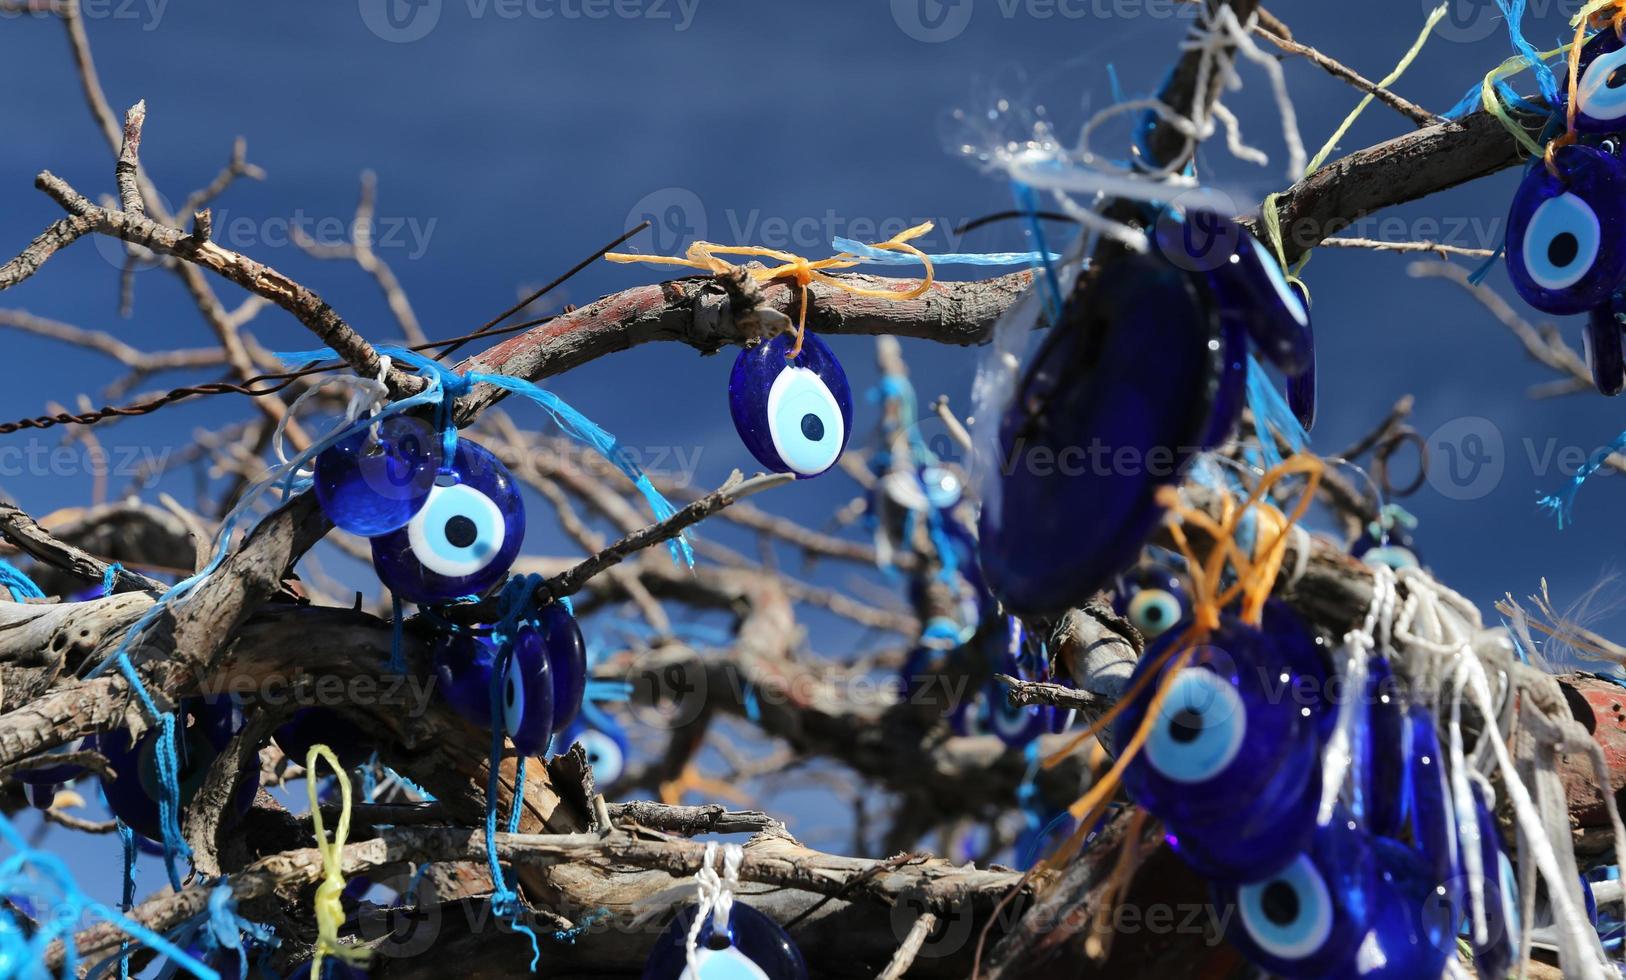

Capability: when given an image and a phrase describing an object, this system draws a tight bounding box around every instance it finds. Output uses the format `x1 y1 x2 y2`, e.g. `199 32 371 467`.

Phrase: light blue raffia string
202 885 276 980
829 237 1060 266
101 562 123 597
0 812 218 980
1244 354 1310 471
0 559 44 600
83 365 447 887
375 347 692 568
483 575 544 970
585 679 633 704
1537 427 1626 528
551 907 609 944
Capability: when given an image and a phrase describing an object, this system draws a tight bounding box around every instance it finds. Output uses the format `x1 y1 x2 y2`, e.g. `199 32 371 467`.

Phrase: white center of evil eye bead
579 729 625 784
1143 668 1245 783
1238 855 1334 961
680 945 771 980
1522 192 1602 291
1127 588 1183 638
406 482 506 578
1580 45 1626 123
1249 235 1308 327
765 366 845 476
502 655 525 738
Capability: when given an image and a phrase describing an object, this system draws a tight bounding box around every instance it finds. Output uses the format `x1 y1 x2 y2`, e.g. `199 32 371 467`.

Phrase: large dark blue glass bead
728 330 853 478
1586 296 1626 395
1405 705 1456 883
1111 562 1190 642
274 708 374 770
642 901 808 980
541 602 587 733
1015 811 1080 869
501 624 556 756
978 251 1229 616
1468 783 1519 980
1505 144 1626 314
432 631 499 726
313 416 440 537
1571 28 1626 134
1156 211 1313 376
1286 283 1316 431
1215 811 1454 979
370 438 525 604
1114 607 1326 880
14 737 87 786
560 716 629 785
96 698 240 842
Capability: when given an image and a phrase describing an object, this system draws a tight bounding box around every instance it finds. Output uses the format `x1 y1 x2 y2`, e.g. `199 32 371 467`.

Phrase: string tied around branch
683 841 744 978
306 745 370 980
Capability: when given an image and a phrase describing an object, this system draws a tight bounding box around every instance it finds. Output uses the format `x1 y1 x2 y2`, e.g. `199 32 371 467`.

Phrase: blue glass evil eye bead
274 708 374 770
978 251 1231 616
314 416 440 537
1362 656 1409 840
501 625 555 756
1571 27 1626 134
728 330 853 478
96 698 239 842
1112 563 1190 641
540 602 587 733
1114 605 1327 880
1286 283 1317 431
1215 810 1455 980
432 631 498 725
1156 211 1313 376
369 438 525 604
561 717 629 786
1586 296 1626 395
643 901 808 980
1506 143 1626 314
13 737 87 786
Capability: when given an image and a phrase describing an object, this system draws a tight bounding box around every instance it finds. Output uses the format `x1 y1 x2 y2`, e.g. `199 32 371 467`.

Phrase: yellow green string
306 745 370 980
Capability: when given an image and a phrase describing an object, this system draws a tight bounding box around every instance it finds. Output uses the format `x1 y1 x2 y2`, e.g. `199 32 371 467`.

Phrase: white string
271 354 392 472
683 841 744 978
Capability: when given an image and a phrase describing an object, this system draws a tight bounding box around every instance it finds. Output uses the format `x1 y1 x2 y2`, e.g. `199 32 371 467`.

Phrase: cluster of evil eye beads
978 211 1314 618
1106 593 1521 978
1506 26 1626 394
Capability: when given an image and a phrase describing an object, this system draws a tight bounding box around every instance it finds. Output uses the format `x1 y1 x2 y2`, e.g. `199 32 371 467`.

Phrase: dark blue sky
3 0 1624 908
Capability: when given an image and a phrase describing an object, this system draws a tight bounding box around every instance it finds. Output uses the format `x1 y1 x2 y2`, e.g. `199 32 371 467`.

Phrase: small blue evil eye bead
1112 563 1190 641
1585 295 1626 396
540 602 587 733
1571 27 1626 134
370 438 525 604
1505 143 1626 314
1113 606 1327 880
1154 210 1313 376
727 330 853 478
313 415 441 536
500 625 555 756
919 465 964 510
431 630 499 725
95 698 240 842
643 901 808 980
561 718 628 786
982 679 1050 747
13 736 88 786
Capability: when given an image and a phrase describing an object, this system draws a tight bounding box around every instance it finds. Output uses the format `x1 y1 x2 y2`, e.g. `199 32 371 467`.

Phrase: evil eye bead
983 680 1050 747
313 416 440 536
1114 605 1327 880
370 438 525 604
1585 296 1626 396
728 330 853 478
14 737 86 786
564 720 628 786
541 603 588 733
96 699 241 842
431 631 499 725
1285 283 1316 431
643 901 808 980
274 708 374 770
979 251 1228 616
920 465 963 510
1113 563 1190 641
1235 855 1335 961
1505 143 1626 314
1573 28 1626 133
501 625 555 756
1155 211 1313 376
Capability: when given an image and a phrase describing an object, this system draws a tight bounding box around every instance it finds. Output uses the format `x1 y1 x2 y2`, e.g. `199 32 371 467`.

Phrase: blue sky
3 0 1625 919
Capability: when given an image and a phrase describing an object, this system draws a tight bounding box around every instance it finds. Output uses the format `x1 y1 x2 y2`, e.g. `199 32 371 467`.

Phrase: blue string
1012 181 1065 322
483 576 543 969
101 562 123 597
1538 427 1626 528
1244 354 1310 470
376 347 692 568
830 237 1060 266
116 816 135 980
0 559 44 601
